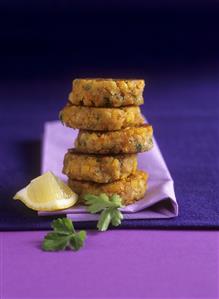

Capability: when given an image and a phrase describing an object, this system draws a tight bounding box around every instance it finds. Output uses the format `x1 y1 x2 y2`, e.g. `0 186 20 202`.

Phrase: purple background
1 230 218 298
0 1 218 78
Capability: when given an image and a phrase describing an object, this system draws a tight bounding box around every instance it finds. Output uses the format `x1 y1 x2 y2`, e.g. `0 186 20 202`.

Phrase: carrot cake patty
68 170 148 206
59 105 144 131
63 150 137 184
74 125 153 154
68 78 145 107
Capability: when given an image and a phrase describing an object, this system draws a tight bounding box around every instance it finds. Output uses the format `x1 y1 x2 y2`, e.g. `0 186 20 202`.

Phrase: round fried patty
74 125 153 154
68 170 148 206
63 150 137 183
68 78 145 107
59 105 144 131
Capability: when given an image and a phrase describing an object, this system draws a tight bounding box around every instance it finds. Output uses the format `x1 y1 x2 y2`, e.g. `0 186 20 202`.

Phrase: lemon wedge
13 171 78 211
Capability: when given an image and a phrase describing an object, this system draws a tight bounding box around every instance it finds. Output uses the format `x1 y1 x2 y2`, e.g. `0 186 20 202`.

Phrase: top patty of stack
68 78 145 107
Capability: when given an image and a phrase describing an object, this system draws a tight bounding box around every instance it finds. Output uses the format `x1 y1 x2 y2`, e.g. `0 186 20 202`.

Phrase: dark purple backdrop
0 1 218 78
0 1 219 230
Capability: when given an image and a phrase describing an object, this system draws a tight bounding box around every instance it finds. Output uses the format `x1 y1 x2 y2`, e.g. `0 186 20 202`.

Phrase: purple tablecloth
0 73 218 230
1 230 218 298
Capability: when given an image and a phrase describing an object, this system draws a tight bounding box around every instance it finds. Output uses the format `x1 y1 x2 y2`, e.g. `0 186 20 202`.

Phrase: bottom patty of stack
68 170 148 206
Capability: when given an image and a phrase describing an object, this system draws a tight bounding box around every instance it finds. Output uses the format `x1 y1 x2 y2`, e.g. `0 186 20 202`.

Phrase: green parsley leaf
97 209 112 231
51 218 75 235
84 193 115 213
42 218 86 252
110 194 123 207
111 209 123 227
42 232 69 251
84 193 124 231
69 230 86 251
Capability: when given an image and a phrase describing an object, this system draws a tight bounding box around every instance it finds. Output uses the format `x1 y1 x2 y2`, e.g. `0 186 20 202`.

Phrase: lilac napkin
39 121 178 221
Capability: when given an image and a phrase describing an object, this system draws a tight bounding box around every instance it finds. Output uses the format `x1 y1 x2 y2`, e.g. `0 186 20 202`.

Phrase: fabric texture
39 121 178 220
0 75 218 230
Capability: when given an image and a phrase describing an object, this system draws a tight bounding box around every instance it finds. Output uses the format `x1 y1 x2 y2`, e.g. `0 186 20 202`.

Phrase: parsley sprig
84 193 124 231
42 194 124 252
42 218 86 251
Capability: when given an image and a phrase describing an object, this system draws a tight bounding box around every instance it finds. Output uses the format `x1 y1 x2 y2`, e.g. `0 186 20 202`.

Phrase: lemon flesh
13 171 78 211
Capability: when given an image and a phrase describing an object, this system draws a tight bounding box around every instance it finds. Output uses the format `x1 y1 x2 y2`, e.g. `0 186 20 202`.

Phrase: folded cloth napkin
39 121 178 220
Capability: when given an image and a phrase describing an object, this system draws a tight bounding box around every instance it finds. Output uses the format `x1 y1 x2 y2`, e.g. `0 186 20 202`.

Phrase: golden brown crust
68 78 145 107
68 170 148 206
75 125 153 154
63 150 137 183
59 105 144 131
